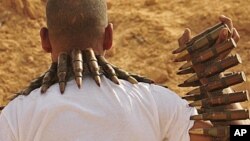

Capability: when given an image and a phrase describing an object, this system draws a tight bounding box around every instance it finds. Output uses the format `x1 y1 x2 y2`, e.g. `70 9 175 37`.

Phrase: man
0 0 244 141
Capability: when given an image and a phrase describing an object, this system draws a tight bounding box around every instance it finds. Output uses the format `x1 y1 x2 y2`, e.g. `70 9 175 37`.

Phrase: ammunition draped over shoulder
71 49 84 88
41 63 57 93
112 65 138 84
83 48 101 86
189 91 249 107
130 74 155 84
189 126 229 137
57 53 69 94
8 48 158 103
96 55 120 85
43 63 58 83
21 73 46 96
190 109 250 121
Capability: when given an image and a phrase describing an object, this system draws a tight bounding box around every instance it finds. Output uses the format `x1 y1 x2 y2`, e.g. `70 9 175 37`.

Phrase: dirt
0 0 249 108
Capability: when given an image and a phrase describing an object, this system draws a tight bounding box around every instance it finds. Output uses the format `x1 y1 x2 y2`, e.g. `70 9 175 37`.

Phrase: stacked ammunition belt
173 23 249 140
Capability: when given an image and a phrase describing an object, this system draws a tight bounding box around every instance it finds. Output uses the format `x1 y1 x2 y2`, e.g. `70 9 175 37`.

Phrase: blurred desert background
0 0 249 108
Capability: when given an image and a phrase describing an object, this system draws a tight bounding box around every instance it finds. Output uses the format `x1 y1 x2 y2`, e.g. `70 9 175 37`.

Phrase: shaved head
46 0 108 45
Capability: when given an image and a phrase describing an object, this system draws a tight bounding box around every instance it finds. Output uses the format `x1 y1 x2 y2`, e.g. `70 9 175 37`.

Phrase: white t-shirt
0 76 197 141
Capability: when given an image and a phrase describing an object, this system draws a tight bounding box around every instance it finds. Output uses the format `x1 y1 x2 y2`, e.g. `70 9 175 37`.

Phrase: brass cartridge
182 94 202 101
194 38 236 63
204 54 242 77
173 23 228 54
177 67 195 75
84 48 101 86
189 91 249 107
97 55 120 85
71 49 84 88
206 72 246 91
190 109 250 121
57 53 69 94
189 126 229 137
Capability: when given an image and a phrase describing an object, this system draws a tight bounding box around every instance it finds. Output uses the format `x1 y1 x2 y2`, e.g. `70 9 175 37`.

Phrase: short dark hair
46 0 108 39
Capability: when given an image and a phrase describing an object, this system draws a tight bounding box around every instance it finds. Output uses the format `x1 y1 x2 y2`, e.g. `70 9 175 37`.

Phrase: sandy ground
0 0 249 108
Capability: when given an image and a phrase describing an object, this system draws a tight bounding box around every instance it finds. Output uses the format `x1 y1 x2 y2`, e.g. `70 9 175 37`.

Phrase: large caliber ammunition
179 54 241 77
202 75 219 85
181 72 220 86
180 54 242 85
177 67 195 75
57 53 69 94
97 55 120 85
186 24 229 53
183 74 199 84
41 63 57 93
182 94 202 101
189 91 249 107
187 89 226 99
189 126 229 137
130 74 155 84
112 65 138 84
198 108 237 114
193 38 236 63
20 73 46 96
204 54 242 77
186 88 201 95
179 61 192 70
187 72 246 94
173 23 227 54
209 90 225 96
174 50 191 62
190 109 250 121
174 38 236 62
187 23 229 47
83 49 101 86
206 71 246 91
178 80 201 87
71 49 84 88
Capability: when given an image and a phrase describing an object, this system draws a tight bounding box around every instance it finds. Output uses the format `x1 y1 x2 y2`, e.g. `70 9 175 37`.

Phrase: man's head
40 0 113 62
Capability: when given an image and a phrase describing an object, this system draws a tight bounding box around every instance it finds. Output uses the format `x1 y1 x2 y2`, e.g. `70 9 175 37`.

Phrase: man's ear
103 23 113 50
40 27 52 53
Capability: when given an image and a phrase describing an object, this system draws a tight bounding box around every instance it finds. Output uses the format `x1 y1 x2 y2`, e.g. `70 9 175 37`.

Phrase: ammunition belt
174 22 249 140
1 48 157 111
